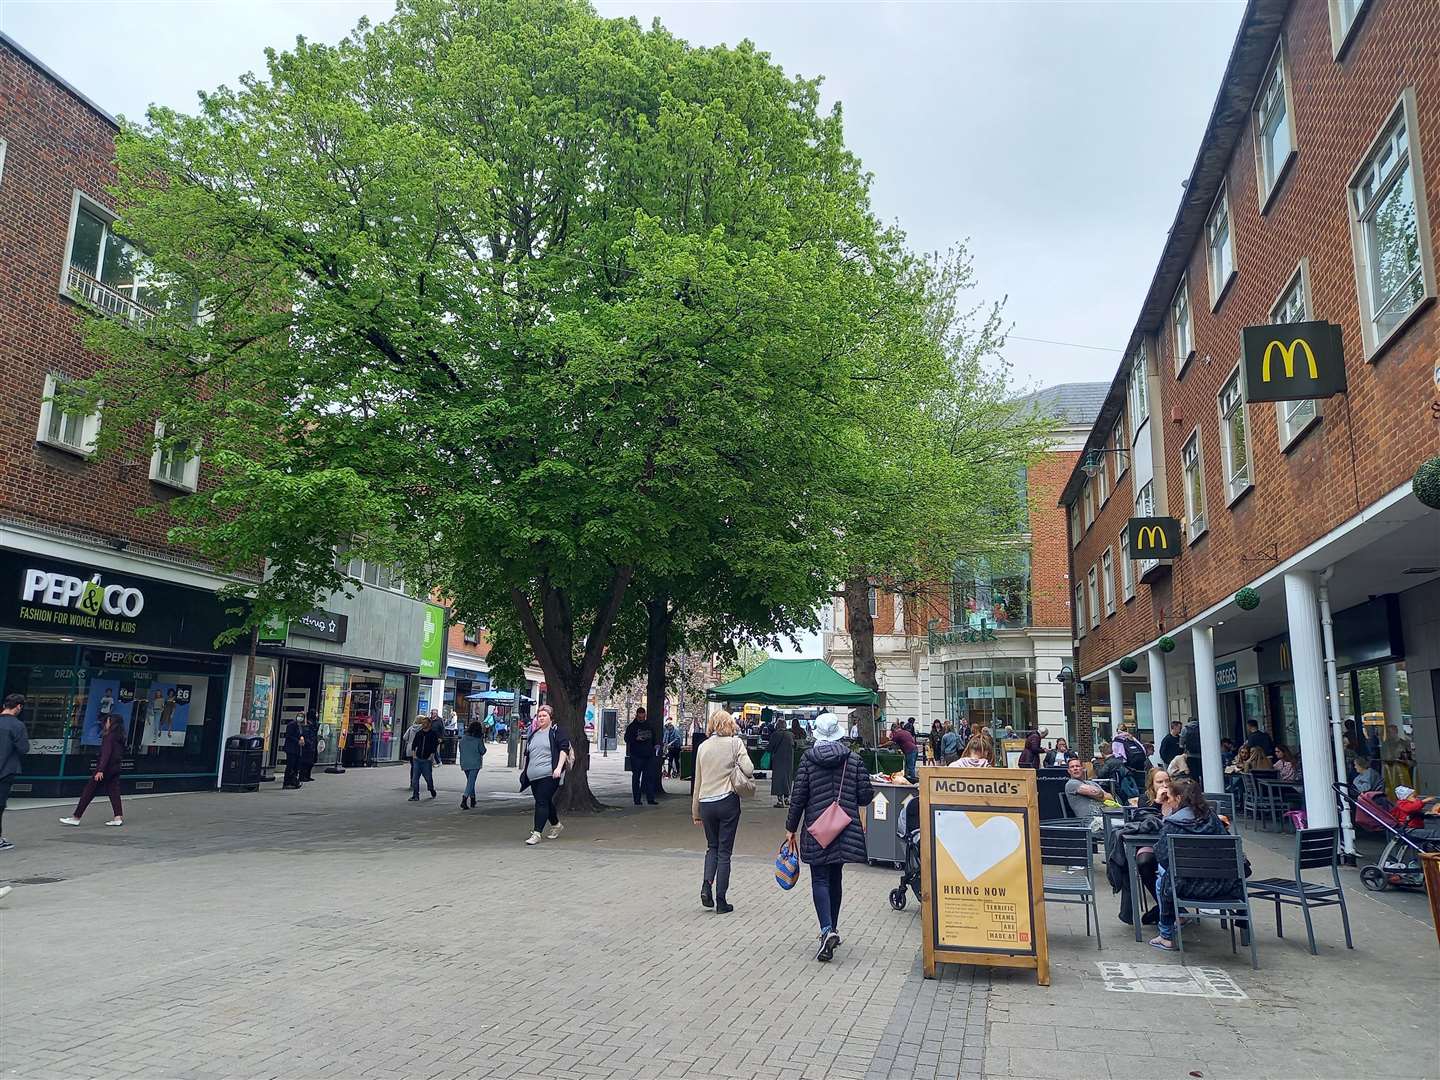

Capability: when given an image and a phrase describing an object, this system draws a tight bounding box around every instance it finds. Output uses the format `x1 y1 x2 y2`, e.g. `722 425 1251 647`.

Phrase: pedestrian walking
784 712 874 962
282 712 305 788
520 704 573 845
458 720 486 809
768 714 794 808
300 710 319 782
408 714 440 800
624 706 659 806
691 709 754 914
663 720 683 778
939 723 962 765
0 693 30 851
60 712 126 828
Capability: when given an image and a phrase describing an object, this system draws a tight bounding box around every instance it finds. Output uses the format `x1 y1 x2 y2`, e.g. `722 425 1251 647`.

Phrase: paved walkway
0 752 1435 1080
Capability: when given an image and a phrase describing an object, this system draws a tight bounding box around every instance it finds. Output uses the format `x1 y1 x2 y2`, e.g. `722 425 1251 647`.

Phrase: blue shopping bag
774 838 800 890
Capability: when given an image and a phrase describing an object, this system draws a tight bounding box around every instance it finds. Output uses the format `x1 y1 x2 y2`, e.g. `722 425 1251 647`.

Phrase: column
1380 663 1404 731
1108 667 1124 734
1147 647 1169 733
1284 571 1338 828
1190 625 1223 790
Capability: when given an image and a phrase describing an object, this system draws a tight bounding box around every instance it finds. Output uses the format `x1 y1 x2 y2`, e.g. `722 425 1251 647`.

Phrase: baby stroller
889 794 922 910
1335 782 1440 891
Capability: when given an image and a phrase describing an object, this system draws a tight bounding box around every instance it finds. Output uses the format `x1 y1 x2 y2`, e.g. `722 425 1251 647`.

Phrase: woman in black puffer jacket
785 713 874 963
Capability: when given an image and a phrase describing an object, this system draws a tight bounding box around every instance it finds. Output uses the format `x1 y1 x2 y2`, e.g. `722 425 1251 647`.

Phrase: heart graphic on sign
934 810 1022 881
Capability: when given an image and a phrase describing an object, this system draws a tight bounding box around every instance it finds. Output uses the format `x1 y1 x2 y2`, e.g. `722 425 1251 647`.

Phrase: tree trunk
845 575 880 747
239 625 258 735
549 677 602 813
645 593 672 796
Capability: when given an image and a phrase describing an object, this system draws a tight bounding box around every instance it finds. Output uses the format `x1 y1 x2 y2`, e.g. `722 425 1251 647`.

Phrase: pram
1334 782 1440 891
889 794 921 910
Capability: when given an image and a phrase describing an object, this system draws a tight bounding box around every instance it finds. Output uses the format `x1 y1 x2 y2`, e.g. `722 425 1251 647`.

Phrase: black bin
221 735 264 792
342 727 371 768
440 733 458 765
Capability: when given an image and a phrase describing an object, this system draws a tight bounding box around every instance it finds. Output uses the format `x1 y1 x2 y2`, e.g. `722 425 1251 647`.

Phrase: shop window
148 420 201 492
951 552 1031 630
942 657 1037 737
1218 367 1253 503
36 372 101 457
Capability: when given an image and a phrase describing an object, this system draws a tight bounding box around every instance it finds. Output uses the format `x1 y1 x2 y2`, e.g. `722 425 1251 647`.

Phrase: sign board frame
1240 320 1347 403
918 765 1049 985
1126 516 1182 560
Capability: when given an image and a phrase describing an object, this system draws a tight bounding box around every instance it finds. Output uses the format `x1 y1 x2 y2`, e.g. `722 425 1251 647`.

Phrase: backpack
1122 735 1147 771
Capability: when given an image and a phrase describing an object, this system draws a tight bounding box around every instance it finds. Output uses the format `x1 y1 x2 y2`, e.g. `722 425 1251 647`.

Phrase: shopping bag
774 839 800 890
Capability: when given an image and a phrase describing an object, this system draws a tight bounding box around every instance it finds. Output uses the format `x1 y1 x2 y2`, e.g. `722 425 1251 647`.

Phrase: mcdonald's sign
1126 516 1181 560
1240 320 1347 403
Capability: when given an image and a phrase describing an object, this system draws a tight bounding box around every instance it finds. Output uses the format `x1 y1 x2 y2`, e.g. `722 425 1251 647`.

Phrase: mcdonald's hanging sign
1240 320 1347 403
1126 516 1182 560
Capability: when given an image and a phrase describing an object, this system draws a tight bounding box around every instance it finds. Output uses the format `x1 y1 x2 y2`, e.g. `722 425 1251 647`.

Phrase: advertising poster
931 806 1032 953
82 677 137 745
246 674 273 737
139 682 193 748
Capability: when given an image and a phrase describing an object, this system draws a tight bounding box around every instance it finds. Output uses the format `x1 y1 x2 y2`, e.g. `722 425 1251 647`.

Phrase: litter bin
440 732 458 765
220 735 264 792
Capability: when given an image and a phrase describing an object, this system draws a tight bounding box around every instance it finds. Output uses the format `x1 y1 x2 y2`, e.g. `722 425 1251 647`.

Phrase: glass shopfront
313 664 409 765
0 640 230 795
942 656 1037 736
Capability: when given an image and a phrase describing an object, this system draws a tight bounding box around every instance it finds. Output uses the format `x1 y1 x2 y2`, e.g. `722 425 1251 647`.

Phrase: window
1134 480 1157 576
1271 265 1320 447
338 546 407 593
1086 566 1100 629
867 587 878 619
35 372 100 456
1082 481 1094 529
1074 584 1086 638
1329 0 1372 56
942 657 1037 734
0 138 7 187
1206 187 1236 306
1120 531 1135 601
951 552 1032 630
1254 46 1296 207
462 626 478 645
1127 349 1149 441
1069 502 1081 548
1171 279 1193 372
148 421 200 492
1111 421 1128 478
1181 431 1207 540
1094 449 1109 507
1349 94 1434 355
1218 368 1252 502
1101 548 1116 616
62 194 160 323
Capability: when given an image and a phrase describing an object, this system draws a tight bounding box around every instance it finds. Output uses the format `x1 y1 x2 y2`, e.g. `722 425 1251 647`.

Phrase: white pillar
1380 663 1404 730
1190 625 1223 790
1147 648 1169 737
1284 571 1339 829
1108 667 1124 733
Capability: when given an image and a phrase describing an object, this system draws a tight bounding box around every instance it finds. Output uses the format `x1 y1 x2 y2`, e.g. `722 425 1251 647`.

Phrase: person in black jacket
0 694 29 851
624 706 658 806
409 715 440 800
1150 780 1247 951
784 712 874 962
60 713 126 827
300 711 319 782
282 713 305 789
1158 721 1184 769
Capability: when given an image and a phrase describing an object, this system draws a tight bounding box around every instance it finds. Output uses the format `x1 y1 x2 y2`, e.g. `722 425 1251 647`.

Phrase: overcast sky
2 0 1243 657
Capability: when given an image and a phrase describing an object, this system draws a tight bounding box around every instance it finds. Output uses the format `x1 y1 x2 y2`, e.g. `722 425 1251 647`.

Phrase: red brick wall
1077 0 1440 675
446 621 490 660
0 43 188 555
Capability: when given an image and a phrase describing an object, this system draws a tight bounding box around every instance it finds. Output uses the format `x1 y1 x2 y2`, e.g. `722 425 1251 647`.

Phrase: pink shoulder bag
806 753 853 849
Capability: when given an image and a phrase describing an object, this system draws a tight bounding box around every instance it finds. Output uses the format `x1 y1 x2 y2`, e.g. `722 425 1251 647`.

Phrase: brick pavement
0 753 1436 1080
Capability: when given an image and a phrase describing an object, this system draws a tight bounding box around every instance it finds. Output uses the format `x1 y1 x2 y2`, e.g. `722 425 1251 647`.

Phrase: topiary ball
1415 455 1440 510
1235 586 1261 611
1158 635 1176 653
1119 656 1138 674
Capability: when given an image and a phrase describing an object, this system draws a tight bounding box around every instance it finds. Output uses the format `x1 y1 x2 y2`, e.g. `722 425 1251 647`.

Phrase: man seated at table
1064 758 1107 834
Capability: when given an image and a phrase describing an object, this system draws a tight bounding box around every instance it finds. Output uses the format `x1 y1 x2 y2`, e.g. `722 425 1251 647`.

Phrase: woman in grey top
520 705 573 846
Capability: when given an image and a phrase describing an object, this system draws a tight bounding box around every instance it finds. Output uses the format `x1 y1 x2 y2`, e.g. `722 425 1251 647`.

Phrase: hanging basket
1118 656 1138 674
1157 635 1176 653
1415 455 1440 510
1235 586 1261 611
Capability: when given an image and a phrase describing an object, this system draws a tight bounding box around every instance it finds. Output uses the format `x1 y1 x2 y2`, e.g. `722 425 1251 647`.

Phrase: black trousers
700 793 741 900
530 777 560 833
631 754 656 803
283 756 302 787
0 776 12 837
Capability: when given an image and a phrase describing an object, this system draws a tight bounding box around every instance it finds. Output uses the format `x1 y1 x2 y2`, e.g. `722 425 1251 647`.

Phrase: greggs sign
1126 516 1181 560
1240 320 1347 403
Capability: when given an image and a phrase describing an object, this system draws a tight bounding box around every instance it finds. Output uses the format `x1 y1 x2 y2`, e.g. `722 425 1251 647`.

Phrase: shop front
0 548 240 796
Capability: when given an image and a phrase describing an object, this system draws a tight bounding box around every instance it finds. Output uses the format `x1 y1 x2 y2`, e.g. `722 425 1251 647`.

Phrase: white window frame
1171 277 1194 375
1101 547 1116 616
1086 566 1100 629
35 372 101 457
0 138 7 187
867 587 878 619
1069 502 1081 549
1217 366 1253 504
1120 531 1135 601
1074 583 1086 639
1270 261 1322 449
1082 481 1094 530
1206 185 1237 309
1095 447 1109 507
148 420 201 493
1111 420 1128 479
1328 0 1372 59
1134 481 1158 578
1253 42 1297 212
1127 347 1149 442
59 189 161 324
1347 90 1436 360
1181 429 1208 542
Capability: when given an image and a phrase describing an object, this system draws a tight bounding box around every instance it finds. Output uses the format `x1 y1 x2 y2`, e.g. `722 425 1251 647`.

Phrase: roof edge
1 31 121 130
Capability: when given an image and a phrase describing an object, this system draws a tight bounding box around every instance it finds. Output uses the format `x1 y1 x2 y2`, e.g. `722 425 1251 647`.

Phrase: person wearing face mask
0 694 30 852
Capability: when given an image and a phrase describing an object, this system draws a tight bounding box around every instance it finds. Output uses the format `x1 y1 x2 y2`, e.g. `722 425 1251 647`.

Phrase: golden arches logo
1261 338 1318 382
1135 525 1168 551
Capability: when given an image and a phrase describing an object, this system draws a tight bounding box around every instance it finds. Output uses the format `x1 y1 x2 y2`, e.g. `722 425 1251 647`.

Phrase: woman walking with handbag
691 710 755 914
785 712 874 962
60 712 126 828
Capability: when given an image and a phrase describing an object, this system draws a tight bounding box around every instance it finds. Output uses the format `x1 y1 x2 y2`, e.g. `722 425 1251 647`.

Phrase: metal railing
66 266 153 325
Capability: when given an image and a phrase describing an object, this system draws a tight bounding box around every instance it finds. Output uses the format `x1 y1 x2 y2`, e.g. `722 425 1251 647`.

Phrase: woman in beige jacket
691 710 755 914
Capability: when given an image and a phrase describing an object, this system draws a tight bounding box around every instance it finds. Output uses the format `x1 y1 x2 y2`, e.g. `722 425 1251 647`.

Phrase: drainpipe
1318 567 1357 861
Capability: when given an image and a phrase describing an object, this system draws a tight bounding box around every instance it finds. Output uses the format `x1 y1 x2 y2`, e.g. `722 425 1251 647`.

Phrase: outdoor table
1258 779 1303 830
1119 832 1157 942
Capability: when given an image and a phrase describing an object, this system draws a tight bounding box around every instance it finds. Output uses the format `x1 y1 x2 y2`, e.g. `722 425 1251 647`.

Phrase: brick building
825 383 1104 742
1060 0 1440 836
0 35 438 794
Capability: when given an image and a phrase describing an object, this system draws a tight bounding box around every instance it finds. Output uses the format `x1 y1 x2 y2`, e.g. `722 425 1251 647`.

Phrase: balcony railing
66 266 154 325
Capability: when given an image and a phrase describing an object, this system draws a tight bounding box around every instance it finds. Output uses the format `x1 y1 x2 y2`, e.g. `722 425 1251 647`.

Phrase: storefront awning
706 658 878 706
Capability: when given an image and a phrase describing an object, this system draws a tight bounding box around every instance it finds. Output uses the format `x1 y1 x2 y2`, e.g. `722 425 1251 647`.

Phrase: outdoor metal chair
1165 833 1258 969
1205 791 1236 821
1242 771 1285 830
1246 827 1354 955
1040 824 1102 949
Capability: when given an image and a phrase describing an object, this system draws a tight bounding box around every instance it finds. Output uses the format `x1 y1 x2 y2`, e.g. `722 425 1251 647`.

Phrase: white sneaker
59 816 81 827
0 885 11 902
105 818 124 827
546 823 564 839
525 831 542 846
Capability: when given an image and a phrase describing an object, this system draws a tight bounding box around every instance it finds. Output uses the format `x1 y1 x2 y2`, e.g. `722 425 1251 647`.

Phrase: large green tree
77 0 897 810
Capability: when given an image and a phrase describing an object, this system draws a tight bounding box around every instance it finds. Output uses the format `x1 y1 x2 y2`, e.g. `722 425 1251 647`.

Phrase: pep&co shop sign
918 766 1049 985
1240 320 1347 403
0 550 242 652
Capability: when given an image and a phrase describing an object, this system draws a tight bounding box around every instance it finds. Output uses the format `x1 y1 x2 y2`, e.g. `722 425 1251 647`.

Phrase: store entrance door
268 661 322 771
